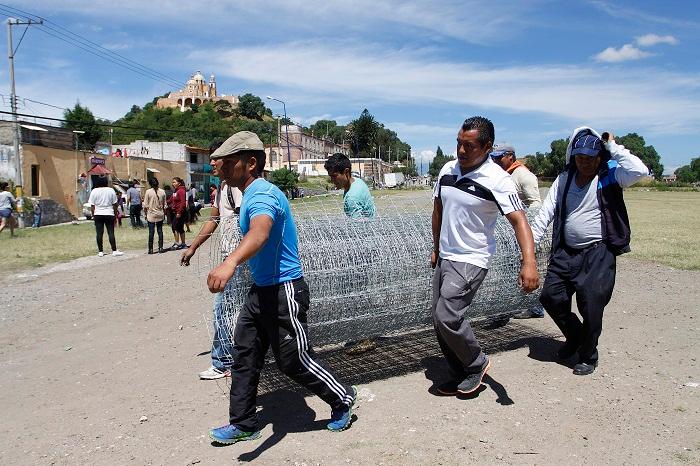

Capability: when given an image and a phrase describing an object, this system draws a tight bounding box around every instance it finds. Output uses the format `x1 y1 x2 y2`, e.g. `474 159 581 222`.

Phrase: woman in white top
143 177 167 254
87 176 124 257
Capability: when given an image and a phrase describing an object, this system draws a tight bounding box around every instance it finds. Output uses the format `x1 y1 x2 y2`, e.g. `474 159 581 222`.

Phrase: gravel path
1 251 698 465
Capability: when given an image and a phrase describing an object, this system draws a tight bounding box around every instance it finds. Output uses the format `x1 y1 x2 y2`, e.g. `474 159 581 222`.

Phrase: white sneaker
112 250 124 256
97 252 104 257
199 366 231 380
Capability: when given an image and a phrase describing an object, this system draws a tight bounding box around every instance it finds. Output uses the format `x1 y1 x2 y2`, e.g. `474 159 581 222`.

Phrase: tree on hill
428 146 455 177
62 103 102 149
238 93 268 120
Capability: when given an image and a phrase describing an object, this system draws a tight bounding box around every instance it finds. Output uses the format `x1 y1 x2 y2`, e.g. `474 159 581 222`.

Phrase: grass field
1 191 698 273
625 190 700 270
0 209 212 273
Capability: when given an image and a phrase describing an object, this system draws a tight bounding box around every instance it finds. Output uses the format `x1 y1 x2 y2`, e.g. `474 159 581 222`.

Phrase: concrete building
156 71 239 112
112 139 217 197
0 122 189 222
271 124 351 172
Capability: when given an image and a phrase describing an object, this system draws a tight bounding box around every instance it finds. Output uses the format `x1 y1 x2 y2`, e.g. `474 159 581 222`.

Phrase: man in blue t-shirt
324 153 376 218
205 132 357 445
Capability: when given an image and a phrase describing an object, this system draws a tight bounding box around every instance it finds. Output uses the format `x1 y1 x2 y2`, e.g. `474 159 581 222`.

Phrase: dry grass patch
625 190 700 270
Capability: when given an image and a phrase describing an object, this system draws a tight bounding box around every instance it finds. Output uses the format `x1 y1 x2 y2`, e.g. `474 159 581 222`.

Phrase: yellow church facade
156 71 239 111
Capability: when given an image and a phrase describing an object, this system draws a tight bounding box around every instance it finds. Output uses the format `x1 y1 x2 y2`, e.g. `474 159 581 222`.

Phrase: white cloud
17 0 538 44
594 44 653 62
589 1 700 28
635 34 679 47
191 42 700 134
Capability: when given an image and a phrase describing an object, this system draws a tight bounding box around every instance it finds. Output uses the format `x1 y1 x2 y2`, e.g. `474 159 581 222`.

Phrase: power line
0 110 201 134
0 3 184 89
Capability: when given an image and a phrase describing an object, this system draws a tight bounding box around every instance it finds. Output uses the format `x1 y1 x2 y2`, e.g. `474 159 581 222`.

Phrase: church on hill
156 71 239 111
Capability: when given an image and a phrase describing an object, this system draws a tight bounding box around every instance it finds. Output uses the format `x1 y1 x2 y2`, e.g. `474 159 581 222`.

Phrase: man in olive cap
205 131 357 445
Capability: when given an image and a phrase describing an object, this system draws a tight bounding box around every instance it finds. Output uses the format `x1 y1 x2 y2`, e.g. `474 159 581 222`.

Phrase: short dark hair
0 182 8 190
462 116 495 148
236 150 266 176
93 176 109 188
324 153 351 174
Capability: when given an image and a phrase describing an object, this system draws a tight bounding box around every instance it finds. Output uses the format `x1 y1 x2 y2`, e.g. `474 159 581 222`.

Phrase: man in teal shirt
324 153 376 218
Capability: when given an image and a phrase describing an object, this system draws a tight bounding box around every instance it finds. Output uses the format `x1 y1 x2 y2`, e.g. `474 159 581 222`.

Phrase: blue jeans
32 213 41 228
212 278 236 370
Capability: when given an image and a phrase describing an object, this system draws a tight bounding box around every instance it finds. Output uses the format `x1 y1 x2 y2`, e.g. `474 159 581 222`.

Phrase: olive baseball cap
210 131 264 159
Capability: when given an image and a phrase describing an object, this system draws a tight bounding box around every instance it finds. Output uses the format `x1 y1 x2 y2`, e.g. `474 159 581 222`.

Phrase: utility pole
7 17 43 189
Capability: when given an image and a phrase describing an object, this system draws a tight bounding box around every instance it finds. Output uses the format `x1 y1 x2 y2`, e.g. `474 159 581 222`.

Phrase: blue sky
2 0 699 174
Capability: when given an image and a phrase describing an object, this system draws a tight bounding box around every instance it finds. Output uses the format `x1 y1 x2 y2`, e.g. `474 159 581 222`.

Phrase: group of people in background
86 177 207 256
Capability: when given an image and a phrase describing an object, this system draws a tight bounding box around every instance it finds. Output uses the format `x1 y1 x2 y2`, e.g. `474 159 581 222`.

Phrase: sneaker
457 357 491 395
573 361 597 376
327 385 357 432
112 250 124 256
513 308 545 319
199 366 231 380
97 251 104 257
436 380 459 396
208 424 260 445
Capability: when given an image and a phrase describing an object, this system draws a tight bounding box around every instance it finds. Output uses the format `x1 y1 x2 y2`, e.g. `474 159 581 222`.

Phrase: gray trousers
431 258 488 378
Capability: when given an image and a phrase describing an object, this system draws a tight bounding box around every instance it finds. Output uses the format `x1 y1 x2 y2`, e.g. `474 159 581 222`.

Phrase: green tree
616 133 663 180
238 93 267 120
428 146 455 177
349 109 378 155
675 157 700 183
269 168 299 196
62 103 103 149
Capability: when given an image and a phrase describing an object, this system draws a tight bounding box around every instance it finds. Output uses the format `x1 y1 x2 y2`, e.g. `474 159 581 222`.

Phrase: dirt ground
1 250 698 465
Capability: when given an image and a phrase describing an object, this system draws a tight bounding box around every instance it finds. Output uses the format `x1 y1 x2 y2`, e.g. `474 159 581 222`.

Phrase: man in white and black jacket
531 127 649 375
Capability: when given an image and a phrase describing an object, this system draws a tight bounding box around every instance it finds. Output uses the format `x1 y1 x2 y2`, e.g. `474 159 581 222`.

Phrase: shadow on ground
257 321 560 394
223 322 561 460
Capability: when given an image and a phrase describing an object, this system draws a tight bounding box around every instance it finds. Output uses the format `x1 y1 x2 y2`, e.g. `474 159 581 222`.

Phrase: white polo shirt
434 158 524 268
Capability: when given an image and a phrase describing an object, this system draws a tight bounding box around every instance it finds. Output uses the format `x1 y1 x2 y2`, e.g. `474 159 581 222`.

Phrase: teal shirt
344 178 376 218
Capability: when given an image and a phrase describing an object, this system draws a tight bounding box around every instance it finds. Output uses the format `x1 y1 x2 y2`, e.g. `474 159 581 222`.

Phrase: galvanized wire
207 191 551 352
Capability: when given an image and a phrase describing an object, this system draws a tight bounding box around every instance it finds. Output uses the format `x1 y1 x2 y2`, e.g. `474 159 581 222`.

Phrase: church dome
193 70 205 81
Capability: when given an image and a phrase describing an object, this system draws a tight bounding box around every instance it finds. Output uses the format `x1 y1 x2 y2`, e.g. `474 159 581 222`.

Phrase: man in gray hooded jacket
531 127 648 375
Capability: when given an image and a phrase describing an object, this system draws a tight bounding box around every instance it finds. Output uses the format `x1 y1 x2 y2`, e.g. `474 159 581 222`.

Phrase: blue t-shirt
239 178 303 286
344 178 376 218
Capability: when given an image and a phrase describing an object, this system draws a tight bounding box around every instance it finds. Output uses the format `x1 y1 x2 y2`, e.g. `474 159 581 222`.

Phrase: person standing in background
143 177 167 254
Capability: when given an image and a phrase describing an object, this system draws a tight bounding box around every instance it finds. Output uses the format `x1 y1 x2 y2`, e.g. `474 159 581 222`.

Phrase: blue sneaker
327 386 357 432
208 424 261 445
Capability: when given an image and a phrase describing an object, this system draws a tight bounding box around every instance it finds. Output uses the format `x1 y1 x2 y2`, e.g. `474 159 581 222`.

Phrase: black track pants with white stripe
228 277 354 431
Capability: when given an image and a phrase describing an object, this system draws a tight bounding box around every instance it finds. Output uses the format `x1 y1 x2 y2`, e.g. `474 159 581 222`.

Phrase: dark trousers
229 278 354 431
540 242 616 364
129 204 143 227
94 215 117 252
147 221 163 251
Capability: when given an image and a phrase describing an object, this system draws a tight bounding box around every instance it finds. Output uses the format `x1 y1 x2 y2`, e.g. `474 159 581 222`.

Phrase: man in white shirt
181 142 242 380
530 127 648 375
431 116 539 396
490 143 544 319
